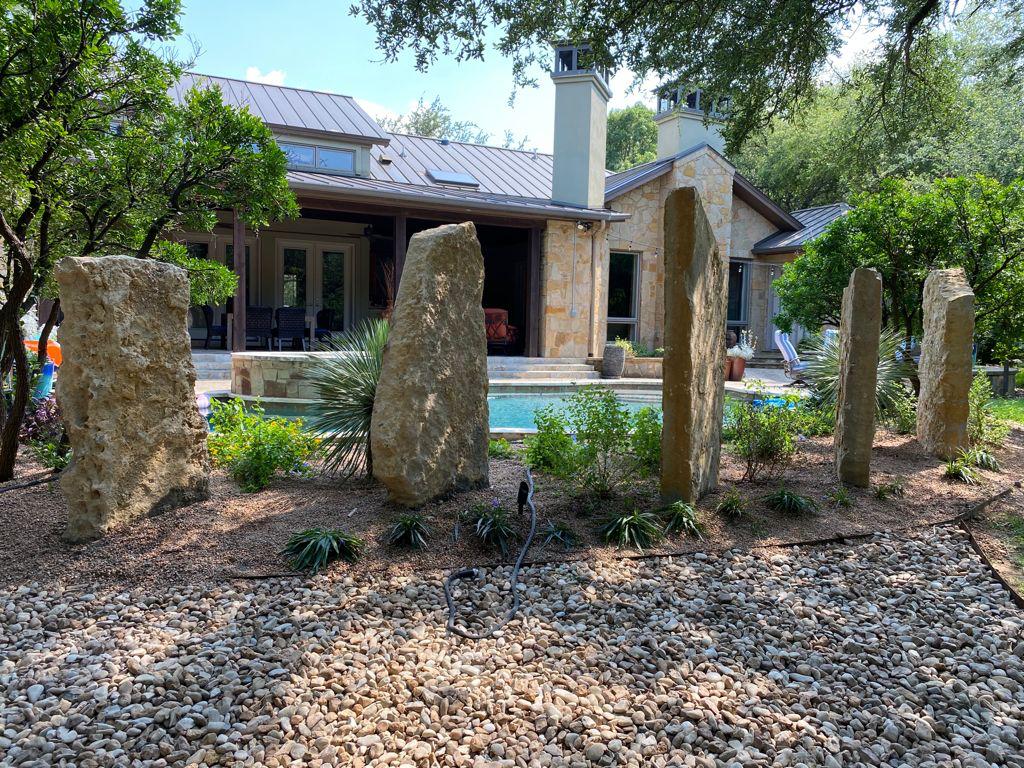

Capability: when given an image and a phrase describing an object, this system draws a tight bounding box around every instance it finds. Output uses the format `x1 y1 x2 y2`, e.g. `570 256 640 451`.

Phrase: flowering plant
727 330 757 360
20 395 63 444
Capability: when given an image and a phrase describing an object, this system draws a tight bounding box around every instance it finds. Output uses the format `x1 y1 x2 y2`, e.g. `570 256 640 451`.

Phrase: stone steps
192 351 232 380
486 357 600 381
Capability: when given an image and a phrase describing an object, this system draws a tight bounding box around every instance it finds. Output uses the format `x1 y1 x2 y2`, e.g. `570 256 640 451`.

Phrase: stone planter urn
602 343 626 379
729 357 747 381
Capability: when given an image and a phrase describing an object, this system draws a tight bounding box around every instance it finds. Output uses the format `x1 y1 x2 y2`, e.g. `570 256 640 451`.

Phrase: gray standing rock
917 268 975 458
370 222 489 506
835 268 882 487
660 187 727 504
55 256 210 542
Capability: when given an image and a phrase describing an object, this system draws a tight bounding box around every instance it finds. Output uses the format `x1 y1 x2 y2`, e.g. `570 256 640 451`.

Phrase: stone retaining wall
231 351 355 401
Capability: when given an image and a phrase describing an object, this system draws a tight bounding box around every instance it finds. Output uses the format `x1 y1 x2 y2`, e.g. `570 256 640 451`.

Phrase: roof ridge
790 202 850 213
186 71 358 101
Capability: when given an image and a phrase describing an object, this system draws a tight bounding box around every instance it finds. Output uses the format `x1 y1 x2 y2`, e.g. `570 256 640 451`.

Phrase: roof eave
732 172 803 231
268 123 390 147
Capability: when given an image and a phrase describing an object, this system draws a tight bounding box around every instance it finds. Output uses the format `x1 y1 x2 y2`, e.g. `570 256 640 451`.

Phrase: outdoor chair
774 330 809 383
274 307 309 351
201 305 227 350
315 308 337 343
485 308 518 354
245 306 273 350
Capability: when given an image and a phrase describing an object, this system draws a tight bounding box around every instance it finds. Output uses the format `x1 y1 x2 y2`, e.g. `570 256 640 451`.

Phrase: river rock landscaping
1 528 1023 767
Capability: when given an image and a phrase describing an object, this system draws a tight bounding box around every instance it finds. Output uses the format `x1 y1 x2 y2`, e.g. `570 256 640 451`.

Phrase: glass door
606 251 639 342
314 244 353 334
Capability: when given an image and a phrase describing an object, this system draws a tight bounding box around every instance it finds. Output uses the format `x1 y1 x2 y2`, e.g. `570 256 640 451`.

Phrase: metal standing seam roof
174 73 391 145
751 203 852 254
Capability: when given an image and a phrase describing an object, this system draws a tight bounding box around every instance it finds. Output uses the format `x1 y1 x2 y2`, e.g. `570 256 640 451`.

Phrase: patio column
231 209 246 352
394 211 407 288
527 225 542 357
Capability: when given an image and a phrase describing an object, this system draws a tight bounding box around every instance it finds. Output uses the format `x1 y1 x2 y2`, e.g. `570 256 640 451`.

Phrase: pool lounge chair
774 330 809 383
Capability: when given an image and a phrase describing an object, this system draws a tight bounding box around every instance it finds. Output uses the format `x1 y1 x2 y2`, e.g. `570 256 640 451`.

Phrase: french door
278 240 354 333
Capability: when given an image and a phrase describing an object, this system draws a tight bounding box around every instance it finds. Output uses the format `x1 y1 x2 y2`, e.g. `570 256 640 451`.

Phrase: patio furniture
274 307 309 351
245 305 273 350
774 330 809 383
485 308 518 354
315 308 337 342
201 305 227 350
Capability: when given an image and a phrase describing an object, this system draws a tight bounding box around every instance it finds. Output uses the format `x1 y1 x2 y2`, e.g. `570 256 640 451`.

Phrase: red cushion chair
484 308 518 345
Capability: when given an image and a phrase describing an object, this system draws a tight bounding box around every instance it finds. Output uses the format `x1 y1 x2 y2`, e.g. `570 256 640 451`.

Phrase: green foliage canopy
606 104 656 172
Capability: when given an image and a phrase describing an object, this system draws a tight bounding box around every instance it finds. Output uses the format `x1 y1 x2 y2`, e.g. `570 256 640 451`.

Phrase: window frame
606 250 642 342
278 140 357 177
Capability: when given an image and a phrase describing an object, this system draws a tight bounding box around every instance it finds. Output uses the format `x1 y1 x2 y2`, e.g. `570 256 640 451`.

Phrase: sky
165 0 879 154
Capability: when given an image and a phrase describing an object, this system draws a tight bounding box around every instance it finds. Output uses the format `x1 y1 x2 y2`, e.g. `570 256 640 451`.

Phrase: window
317 147 356 173
185 241 209 260
727 261 748 324
606 251 639 342
279 142 315 167
282 247 308 307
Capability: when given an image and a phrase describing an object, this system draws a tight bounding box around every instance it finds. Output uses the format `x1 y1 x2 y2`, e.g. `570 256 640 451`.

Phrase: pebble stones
1 528 1022 766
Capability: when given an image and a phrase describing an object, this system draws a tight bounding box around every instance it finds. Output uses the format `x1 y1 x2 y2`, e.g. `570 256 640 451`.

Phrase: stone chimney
654 86 727 159
550 44 611 208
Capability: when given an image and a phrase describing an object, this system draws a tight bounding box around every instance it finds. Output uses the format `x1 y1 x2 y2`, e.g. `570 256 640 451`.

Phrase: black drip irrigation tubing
444 469 538 640
0 471 60 494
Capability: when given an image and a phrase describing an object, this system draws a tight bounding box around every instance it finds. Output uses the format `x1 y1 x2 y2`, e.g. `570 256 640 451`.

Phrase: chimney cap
655 85 729 120
552 43 612 89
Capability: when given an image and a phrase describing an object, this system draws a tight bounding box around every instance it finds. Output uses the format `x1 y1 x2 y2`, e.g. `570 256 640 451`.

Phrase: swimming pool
487 393 660 430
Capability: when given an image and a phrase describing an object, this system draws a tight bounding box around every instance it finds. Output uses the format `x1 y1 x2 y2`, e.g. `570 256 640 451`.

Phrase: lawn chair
274 307 308 351
245 306 273 350
315 308 337 343
775 330 809 383
201 305 227 350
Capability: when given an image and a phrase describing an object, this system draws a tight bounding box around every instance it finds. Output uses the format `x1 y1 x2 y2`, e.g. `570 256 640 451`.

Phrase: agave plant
801 327 912 416
308 318 389 477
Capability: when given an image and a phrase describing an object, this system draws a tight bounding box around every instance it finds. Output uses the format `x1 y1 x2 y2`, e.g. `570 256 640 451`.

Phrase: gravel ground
2 527 1023 767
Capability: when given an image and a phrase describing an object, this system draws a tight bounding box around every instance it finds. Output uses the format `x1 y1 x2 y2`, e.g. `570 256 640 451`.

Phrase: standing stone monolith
661 187 727 504
917 268 975 458
834 268 882 486
55 256 210 542
371 222 489 506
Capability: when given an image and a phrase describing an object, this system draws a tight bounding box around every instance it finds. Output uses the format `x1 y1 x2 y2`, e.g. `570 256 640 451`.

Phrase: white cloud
355 97 401 124
244 66 286 86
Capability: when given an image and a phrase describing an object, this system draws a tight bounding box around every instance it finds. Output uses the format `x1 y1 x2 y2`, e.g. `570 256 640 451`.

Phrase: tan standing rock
370 222 489 506
660 187 727 504
835 268 883 487
917 268 975 458
55 256 210 542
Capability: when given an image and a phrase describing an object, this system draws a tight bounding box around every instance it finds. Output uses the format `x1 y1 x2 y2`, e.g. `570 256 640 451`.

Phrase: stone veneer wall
231 351 355 401
541 219 609 358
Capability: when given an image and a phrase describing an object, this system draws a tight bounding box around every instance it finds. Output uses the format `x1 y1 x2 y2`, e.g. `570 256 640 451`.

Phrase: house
173 45 847 361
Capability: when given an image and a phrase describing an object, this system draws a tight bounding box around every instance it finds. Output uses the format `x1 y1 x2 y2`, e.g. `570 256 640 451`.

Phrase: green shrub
386 513 431 549
729 398 800 481
764 487 818 515
630 406 662 475
524 406 576 475
826 486 852 509
944 458 978 485
967 372 1010 448
598 508 663 551
884 388 918 435
282 527 364 573
792 400 835 437
208 399 316 492
540 521 576 551
661 501 703 537
309 318 389 477
715 487 746 520
960 446 1000 471
468 499 519 556
566 387 635 497
874 478 906 500
488 437 514 459
30 439 70 471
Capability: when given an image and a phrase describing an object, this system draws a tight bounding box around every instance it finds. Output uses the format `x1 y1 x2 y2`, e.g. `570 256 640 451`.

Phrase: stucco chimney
654 86 727 159
550 44 611 208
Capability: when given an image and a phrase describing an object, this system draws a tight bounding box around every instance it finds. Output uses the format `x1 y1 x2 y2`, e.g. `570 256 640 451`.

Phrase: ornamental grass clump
386 513 431 549
944 457 979 485
208 398 316 492
598 508 663 551
764 487 818 515
715 487 746 521
308 318 389 477
661 501 703 538
468 499 518 556
282 527 364 573
540 521 576 551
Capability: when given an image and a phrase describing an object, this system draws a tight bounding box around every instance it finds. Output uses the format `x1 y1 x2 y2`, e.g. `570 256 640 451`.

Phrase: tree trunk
0 316 29 481
36 299 60 369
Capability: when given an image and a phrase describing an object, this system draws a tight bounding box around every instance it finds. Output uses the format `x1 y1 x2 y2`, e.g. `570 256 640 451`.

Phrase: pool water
487 394 659 430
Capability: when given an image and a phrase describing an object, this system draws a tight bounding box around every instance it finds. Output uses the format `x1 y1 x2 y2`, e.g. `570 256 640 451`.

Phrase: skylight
426 169 479 188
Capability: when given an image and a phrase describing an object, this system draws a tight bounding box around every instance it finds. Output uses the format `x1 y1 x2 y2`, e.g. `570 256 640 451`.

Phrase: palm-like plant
308 318 389 476
801 327 912 416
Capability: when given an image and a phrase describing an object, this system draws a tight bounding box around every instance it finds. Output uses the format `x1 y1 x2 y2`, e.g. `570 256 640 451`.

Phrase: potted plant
726 331 757 381
602 340 628 379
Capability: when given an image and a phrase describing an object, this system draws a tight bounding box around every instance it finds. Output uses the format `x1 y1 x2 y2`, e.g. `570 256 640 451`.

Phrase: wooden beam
295 195 541 229
394 211 407 288
527 226 543 357
231 209 246 352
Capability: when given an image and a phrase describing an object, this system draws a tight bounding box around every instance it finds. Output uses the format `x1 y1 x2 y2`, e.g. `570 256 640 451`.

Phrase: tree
377 95 531 148
349 0 1024 150
734 14 1024 208
606 104 656 172
773 176 1024 366
0 1 297 480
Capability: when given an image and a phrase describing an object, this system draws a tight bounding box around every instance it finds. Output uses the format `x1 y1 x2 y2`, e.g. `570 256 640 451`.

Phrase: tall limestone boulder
917 268 975 458
834 268 882 487
55 256 210 542
660 187 727 504
370 222 489 506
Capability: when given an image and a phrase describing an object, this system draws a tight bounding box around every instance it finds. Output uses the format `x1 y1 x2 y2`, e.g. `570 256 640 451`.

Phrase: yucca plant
715 487 746 521
801 327 912 416
764 487 818 515
282 527 364 573
308 318 389 477
661 501 704 538
386 513 431 549
598 508 663 551
944 458 978 485
540 520 576 551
